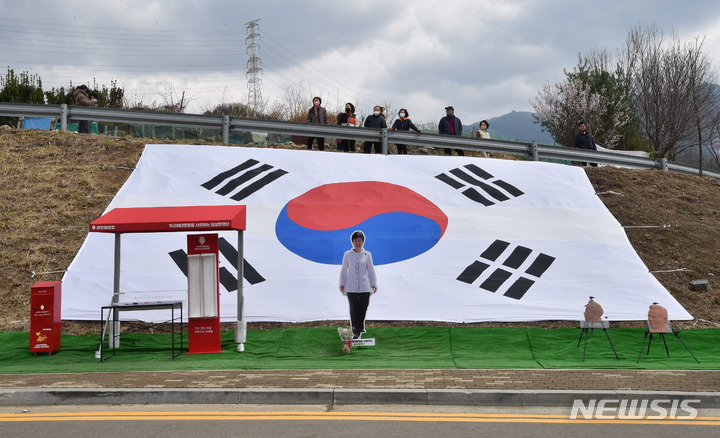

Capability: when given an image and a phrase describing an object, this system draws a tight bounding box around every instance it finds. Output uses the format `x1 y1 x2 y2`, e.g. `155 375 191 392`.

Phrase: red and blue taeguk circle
275 181 448 265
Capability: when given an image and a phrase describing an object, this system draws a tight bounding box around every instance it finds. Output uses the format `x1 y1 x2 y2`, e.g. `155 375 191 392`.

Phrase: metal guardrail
2 102 719 179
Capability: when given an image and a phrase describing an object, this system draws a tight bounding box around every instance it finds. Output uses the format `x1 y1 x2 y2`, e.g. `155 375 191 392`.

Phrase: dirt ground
1 127 718 333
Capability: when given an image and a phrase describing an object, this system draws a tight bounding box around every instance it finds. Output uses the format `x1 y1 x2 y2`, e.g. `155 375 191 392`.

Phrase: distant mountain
468 111 558 145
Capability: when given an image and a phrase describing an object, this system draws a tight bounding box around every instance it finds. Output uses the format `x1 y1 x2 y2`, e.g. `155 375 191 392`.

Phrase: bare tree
381 99 395 125
685 39 720 175
706 98 720 171
708 132 720 170
157 84 193 113
620 25 718 160
283 83 312 121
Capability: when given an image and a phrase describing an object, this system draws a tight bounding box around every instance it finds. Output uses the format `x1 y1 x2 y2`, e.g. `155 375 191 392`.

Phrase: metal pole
60 104 68 130
529 142 539 161
381 127 388 155
235 230 246 352
109 233 122 348
113 233 121 304
222 115 230 144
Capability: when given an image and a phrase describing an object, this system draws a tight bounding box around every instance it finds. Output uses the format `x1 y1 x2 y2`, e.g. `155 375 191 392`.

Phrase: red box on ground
30 281 62 355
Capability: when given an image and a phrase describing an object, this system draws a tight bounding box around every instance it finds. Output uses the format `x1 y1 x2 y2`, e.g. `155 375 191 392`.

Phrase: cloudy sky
2 0 720 125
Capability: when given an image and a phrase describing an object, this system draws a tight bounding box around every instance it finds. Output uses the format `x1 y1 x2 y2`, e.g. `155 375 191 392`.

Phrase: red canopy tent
90 205 246 233
89 205 248 351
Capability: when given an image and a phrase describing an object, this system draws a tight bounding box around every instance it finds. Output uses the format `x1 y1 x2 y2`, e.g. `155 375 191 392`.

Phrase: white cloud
2 0 720 125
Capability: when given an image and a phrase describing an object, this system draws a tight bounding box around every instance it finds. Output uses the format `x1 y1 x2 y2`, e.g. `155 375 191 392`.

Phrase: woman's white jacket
339 249 377 293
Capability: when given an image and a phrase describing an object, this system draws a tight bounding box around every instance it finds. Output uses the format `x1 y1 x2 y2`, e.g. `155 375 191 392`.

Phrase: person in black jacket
390 108 421 154
363 105 387 154
572 121 597 167
438 106 464 156
336 102 360 152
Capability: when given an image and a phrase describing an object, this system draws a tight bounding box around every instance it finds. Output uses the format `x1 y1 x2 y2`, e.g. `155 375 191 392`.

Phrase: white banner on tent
62 144 691 323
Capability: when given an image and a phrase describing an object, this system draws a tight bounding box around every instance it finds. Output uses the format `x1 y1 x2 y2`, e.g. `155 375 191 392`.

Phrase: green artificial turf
1 327 717 375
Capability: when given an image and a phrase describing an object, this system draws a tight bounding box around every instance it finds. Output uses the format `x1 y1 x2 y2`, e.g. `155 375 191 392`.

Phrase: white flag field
62 144 692 323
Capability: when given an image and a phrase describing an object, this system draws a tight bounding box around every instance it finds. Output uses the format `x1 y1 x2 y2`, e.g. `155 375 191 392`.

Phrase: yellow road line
1 411 719 425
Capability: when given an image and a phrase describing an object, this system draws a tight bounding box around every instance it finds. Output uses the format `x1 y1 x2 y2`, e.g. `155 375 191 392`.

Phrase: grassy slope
1 128 718 332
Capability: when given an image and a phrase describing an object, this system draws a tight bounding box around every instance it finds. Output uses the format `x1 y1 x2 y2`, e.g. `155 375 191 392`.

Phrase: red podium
187 233 222 354
30 281 62 355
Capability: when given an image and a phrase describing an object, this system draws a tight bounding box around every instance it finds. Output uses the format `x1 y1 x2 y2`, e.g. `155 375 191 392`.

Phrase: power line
0 16 375 114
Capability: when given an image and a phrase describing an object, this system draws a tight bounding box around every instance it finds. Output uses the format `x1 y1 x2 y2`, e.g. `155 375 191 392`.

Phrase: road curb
1 388 718 408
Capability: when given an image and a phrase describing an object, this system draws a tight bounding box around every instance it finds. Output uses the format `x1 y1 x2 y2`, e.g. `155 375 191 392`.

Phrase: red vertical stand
187 234 222 354
30 281 62 355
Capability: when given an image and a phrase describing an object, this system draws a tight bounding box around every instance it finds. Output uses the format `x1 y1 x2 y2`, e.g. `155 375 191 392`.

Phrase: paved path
1 369 719 391
1 369 718 408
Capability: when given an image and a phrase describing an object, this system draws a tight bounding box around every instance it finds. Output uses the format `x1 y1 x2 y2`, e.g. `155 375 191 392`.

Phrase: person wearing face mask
390 108 421 154
438 106 464 156
336 102 361 152
306 96 329 151
363 105 387 154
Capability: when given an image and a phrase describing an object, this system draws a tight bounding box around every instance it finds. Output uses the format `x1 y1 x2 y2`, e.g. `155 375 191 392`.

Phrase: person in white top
339 230 377 339
475 120 490 158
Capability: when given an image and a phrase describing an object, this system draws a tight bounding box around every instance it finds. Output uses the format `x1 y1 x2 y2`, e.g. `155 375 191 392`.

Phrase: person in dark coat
390 108 421 154
306 96 329 151
572 121 597 167
363 105 387 154
336 102 361 152
438 106 464 156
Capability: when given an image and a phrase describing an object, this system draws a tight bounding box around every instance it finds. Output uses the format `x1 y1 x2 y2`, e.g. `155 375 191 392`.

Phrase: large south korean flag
62 144 692 323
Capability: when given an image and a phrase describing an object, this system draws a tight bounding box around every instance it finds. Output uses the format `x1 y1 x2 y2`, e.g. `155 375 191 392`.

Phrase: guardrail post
529 141 539 161
60 104 68 131
655 157 668 171
222 115 230 144
381 127 388 155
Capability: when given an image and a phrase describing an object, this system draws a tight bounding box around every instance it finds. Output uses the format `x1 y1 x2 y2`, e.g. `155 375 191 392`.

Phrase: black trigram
457 239 555 300
435 163 524 206
202 159 288 201
169 237 265 291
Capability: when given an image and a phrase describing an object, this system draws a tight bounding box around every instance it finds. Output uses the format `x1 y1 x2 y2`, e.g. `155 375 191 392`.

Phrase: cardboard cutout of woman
339 230 377 339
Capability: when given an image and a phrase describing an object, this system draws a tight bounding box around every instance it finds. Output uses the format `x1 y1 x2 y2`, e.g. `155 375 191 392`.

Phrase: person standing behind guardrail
474 120 490 158
572 121 597 167
439 105 464 156
390 108 421 154
336 102 361 152
73 85 97 134
306 96 328 151
363 106 387 153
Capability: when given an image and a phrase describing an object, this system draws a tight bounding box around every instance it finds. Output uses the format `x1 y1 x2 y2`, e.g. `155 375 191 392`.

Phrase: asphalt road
2 404 719 438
